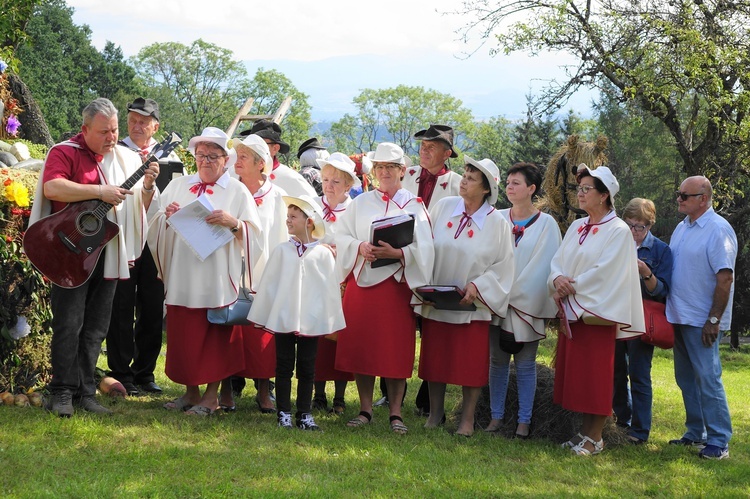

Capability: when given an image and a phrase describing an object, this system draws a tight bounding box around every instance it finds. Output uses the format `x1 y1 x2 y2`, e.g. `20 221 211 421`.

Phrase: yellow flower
5 181 30 207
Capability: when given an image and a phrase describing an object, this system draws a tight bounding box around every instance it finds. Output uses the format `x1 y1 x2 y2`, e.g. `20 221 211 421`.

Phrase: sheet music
166 194 234 261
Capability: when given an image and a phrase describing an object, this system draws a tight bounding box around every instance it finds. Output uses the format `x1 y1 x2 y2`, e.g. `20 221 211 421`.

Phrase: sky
67 0 597 123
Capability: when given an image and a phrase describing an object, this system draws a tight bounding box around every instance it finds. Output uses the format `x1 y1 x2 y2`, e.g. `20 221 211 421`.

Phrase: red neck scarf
417 165 448 207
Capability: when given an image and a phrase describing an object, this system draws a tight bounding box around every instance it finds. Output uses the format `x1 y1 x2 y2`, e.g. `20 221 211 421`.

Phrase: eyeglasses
372 163 402 171
676 191 704 201
195 154 225 163
626 222 649 232
576 185 596 194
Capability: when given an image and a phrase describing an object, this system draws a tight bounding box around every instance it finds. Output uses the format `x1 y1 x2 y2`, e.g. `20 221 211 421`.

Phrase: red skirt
419 319 490 387
234 324 276 379
165 305 244 385
335 276 416 378
553 321 617 416
315 337 355 382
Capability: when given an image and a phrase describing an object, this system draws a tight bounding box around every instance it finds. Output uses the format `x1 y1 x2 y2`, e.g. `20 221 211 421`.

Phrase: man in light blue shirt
666 176 737 460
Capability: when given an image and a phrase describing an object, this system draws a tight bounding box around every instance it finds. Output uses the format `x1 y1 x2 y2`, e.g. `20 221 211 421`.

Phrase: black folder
415 286 477 311
370 214 415 269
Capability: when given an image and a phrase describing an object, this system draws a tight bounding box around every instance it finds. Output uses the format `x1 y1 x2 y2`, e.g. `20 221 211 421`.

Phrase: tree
472 115 514 171
458 0 750 336
130 39 250 139
15 0 137 141
241 68 312 165
327 85 476 164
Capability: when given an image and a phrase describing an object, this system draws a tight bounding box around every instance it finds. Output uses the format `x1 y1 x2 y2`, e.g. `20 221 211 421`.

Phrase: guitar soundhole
77 212 101 236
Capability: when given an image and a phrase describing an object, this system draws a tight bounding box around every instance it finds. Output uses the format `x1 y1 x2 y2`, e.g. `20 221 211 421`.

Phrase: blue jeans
673 324 732 448
489 328 539 423
49 255 117 397
612 337 654 440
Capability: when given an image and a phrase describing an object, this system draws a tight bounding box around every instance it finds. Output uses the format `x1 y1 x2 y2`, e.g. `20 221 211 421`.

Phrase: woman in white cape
334 142 434 435
486 163 561 438
549 164 645 455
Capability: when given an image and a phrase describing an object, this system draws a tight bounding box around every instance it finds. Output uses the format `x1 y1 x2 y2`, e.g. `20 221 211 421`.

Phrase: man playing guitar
29 98 159 417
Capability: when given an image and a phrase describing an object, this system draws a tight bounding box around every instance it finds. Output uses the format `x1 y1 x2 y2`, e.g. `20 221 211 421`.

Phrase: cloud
69 0 471 60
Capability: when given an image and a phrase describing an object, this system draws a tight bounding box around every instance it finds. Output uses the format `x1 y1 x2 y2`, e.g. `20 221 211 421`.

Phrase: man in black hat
297 137 327 197
240 119 317 198
401 124 463 416
105 97 175 396
402 124 462 208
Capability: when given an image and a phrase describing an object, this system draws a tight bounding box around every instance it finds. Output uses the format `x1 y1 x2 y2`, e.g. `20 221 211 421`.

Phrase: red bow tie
189 182 216 197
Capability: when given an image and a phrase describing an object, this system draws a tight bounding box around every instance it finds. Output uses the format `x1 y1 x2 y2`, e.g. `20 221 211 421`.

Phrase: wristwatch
231 220 241 233
708 316 720 325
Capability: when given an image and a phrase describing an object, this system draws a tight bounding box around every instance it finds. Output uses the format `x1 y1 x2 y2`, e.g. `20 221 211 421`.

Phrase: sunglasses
676 191 704 201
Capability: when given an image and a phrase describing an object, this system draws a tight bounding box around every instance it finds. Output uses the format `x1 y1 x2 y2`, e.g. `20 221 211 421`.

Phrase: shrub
0 166 51 393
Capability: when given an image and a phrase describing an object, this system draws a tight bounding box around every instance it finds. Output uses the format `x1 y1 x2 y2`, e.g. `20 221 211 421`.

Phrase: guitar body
24 200 120 288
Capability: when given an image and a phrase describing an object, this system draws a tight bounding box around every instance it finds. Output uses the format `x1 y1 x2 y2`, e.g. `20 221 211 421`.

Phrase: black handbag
207 258 253 326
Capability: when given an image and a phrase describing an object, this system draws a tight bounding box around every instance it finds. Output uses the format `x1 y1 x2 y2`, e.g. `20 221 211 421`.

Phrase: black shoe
138 381 163 394
297 412 322 431
45 391 74 418
312 396 328 412
122 382 140 396
76 396 113 415
669 437 706 449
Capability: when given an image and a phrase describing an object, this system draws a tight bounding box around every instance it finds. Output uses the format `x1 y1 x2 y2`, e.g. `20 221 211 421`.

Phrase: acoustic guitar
23 132 182 289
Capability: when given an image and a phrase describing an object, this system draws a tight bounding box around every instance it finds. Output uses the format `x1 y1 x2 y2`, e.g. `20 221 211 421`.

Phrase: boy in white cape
248 194 345 430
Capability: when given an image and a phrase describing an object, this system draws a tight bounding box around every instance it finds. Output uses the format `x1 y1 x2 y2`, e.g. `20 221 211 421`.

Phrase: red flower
11 207 23 215
5 235 12 242
468 230 474 238
440 182 448 190
593 227 599 235
22 209 31 217
447 221 453 228
3 178 12 186
409 169 416 176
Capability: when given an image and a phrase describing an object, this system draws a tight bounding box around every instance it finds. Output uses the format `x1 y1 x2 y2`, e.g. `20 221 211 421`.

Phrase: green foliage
0 0 39 63
14 0 138 141
241 68 312 165
130 39 251 139
327 85 476 161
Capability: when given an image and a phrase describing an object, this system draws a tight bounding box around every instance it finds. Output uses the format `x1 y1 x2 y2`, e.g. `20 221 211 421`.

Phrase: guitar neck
90 132 182 219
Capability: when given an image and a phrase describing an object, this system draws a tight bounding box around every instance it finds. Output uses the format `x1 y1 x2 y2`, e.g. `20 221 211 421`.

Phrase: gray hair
299 148 330 167
82 98 118 126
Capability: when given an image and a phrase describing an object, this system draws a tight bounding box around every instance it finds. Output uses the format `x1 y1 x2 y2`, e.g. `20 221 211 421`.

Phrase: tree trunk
8 73 54 148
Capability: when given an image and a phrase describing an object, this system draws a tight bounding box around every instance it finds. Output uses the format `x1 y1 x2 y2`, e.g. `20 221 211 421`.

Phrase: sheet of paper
166 194 234 261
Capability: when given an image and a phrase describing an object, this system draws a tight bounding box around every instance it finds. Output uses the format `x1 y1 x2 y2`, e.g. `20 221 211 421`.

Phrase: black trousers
105 245 164 384
275 334 318 415
50 254 116 397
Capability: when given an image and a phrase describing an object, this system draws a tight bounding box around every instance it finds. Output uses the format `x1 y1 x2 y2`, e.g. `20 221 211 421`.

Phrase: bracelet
643 273 653 281
142 184 155 192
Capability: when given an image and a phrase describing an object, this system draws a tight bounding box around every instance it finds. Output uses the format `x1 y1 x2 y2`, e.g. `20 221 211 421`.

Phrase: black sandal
390 415 408 434
347 410 372 427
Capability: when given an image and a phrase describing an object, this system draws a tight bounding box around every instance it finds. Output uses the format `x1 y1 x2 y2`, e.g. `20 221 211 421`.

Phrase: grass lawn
1 336 749 498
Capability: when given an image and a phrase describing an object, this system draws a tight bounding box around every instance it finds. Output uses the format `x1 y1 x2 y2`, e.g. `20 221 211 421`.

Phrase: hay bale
474 362 629 446
538 135 609 232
